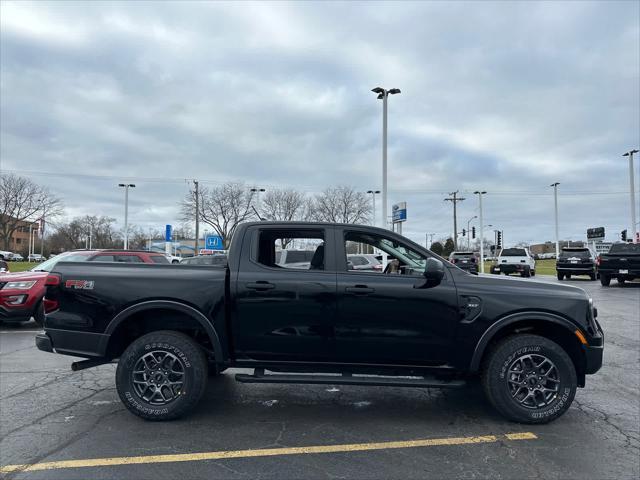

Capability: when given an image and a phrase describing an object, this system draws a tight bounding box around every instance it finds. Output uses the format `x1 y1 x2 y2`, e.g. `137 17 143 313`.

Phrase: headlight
3 281 37 290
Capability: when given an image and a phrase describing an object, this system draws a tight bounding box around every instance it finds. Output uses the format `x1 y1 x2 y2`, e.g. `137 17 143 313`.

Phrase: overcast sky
1 0 639 246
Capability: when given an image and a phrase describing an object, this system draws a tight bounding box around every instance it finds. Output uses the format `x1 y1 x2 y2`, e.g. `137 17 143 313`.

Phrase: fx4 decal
65 280 95 290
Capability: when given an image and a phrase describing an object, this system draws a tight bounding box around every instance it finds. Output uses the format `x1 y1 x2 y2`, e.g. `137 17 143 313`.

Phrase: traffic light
497 231 502 249
472 226 476 239
462 228 466 237
621 229 627 241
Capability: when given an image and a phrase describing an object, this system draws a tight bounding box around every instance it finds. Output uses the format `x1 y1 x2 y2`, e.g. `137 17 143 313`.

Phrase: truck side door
333 228 459 366
232 226 337 362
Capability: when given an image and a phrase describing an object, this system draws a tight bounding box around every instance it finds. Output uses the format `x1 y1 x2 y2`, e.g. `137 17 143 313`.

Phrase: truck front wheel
481 334 577 424
116 331 208 421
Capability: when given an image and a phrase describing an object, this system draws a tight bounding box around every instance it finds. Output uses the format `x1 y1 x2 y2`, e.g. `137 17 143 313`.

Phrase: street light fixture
118 183 135 250
473 191 486 273
250 187 266 217
371 86 401 230
366 190 381 227
622 150 639 243
550 182 560 256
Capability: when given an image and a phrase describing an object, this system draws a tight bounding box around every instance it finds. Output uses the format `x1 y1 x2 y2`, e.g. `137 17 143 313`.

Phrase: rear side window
151 256 169 264
91 255 116 262
256 229 325 271
116 255 143 263
560 249 590 258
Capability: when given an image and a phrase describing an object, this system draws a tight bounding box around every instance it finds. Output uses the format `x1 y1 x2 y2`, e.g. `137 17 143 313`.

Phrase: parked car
556 247 597 281
597 242 640 286
492 248 536 277
28 254 45 262
0 250 14 260
347 254 382 271
10 253 24 261
448 251 479 274
38 221 603 424
0 250 169 325
180 255 227 266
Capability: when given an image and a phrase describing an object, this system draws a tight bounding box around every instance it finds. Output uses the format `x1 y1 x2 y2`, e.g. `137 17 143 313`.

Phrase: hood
456 270 588 300
0 270 48 282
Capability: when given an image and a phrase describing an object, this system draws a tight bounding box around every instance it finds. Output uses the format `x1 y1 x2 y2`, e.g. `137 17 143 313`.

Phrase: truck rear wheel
600 275 610 286
481 334 577 424
116 331 208 421
557 272 564 281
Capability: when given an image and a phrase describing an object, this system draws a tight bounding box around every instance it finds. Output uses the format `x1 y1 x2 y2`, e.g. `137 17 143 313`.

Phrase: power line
444 191 465 249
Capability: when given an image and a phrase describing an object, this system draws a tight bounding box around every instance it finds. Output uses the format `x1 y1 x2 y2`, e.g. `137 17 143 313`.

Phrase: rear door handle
245 282 275 291
345 285 374 295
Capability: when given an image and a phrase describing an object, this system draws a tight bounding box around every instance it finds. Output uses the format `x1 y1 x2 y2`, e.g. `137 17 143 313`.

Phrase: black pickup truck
597 242 640 286
37 222 604 424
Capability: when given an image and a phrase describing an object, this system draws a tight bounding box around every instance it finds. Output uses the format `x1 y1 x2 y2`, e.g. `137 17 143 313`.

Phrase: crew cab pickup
597 242 640 286
37 222 604 424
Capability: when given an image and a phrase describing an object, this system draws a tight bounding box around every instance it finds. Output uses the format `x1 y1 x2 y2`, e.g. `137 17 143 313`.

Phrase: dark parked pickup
556 247 597 281
597 242 640 286
37 222 603 424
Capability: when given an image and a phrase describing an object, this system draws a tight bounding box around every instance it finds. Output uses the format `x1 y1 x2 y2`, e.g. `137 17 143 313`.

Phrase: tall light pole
366 190 380 226
466 215 477 250
623 149 639 243
250 187 266 215
371 87 401 230
550 182 560 257
118 183 135 250
445 191 465 249
474 191 486 273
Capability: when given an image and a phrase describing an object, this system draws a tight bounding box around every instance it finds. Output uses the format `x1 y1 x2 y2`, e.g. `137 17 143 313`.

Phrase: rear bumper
35 328 110 358
598 268 640 277
557 266 595 275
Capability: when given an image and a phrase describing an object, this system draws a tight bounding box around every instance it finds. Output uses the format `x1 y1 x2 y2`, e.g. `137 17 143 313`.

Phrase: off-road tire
531 270 535 277
600 275 610 286
589 272 596 281
557 272 564 281
116 331 208 421
618 277 626 285
481 334 577 424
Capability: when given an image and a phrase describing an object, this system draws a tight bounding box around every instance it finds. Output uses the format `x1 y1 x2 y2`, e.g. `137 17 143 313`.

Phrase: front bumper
0 304 34 323
35 332 53 352
583 319 604 375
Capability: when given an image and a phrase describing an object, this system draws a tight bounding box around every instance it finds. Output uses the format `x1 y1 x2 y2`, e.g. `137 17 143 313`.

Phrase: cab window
344 231 428 276
255 229 325 271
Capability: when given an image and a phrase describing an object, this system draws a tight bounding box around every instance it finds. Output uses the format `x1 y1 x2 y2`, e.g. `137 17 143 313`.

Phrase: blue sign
165 224 172 242
205 235 224 250
392 202 407 223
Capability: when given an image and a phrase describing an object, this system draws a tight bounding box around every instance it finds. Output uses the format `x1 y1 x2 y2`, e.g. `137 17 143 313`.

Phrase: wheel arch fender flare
469 311 579 372
104 300 223 363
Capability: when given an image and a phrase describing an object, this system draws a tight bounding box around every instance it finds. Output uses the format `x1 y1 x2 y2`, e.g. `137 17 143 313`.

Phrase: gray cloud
1 0 638 246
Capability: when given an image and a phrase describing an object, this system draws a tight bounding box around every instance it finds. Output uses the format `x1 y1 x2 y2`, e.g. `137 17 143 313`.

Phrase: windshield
609 243 640 254
500 248 527 257
32 253 91 272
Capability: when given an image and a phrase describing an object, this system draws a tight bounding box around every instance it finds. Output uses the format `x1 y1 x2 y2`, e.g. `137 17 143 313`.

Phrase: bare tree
47 216 121 252
0 174 63 250
309 186 371 224
261 189 308 221
181 182 256 248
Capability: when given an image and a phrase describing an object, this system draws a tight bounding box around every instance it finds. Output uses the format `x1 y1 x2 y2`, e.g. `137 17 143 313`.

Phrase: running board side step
235 369 465 388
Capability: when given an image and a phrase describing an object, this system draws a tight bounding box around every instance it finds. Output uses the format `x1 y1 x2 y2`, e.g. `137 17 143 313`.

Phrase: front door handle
245 282 275 291
345 285 374 295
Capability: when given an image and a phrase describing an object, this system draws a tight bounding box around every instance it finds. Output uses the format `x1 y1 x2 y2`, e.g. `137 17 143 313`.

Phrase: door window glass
344 231 428 275
256 229 325 271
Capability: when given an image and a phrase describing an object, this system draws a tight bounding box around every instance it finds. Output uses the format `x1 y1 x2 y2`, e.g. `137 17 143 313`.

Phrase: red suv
0 250 169 326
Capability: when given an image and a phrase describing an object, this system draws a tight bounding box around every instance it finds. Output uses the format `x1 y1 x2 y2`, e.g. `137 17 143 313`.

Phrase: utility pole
473 192 486 273
426 233 435 249
366 190 380 227
194 180 200 255
39 202 46 257
550 182 560 257
118 183 135 250
445 191 465 250
623 150 639 243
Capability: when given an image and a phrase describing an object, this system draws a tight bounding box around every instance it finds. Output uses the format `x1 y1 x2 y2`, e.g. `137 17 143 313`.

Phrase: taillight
44 274 61 314
595 256 601 266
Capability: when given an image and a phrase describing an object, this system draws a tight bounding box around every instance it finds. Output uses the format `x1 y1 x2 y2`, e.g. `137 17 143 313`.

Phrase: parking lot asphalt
1 277 638 480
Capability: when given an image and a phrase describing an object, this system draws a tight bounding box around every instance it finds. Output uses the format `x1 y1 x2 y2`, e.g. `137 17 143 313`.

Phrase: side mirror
423 258 445 285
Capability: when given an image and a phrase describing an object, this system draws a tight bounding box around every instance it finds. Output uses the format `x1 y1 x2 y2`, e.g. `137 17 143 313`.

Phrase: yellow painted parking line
0 432 537 474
